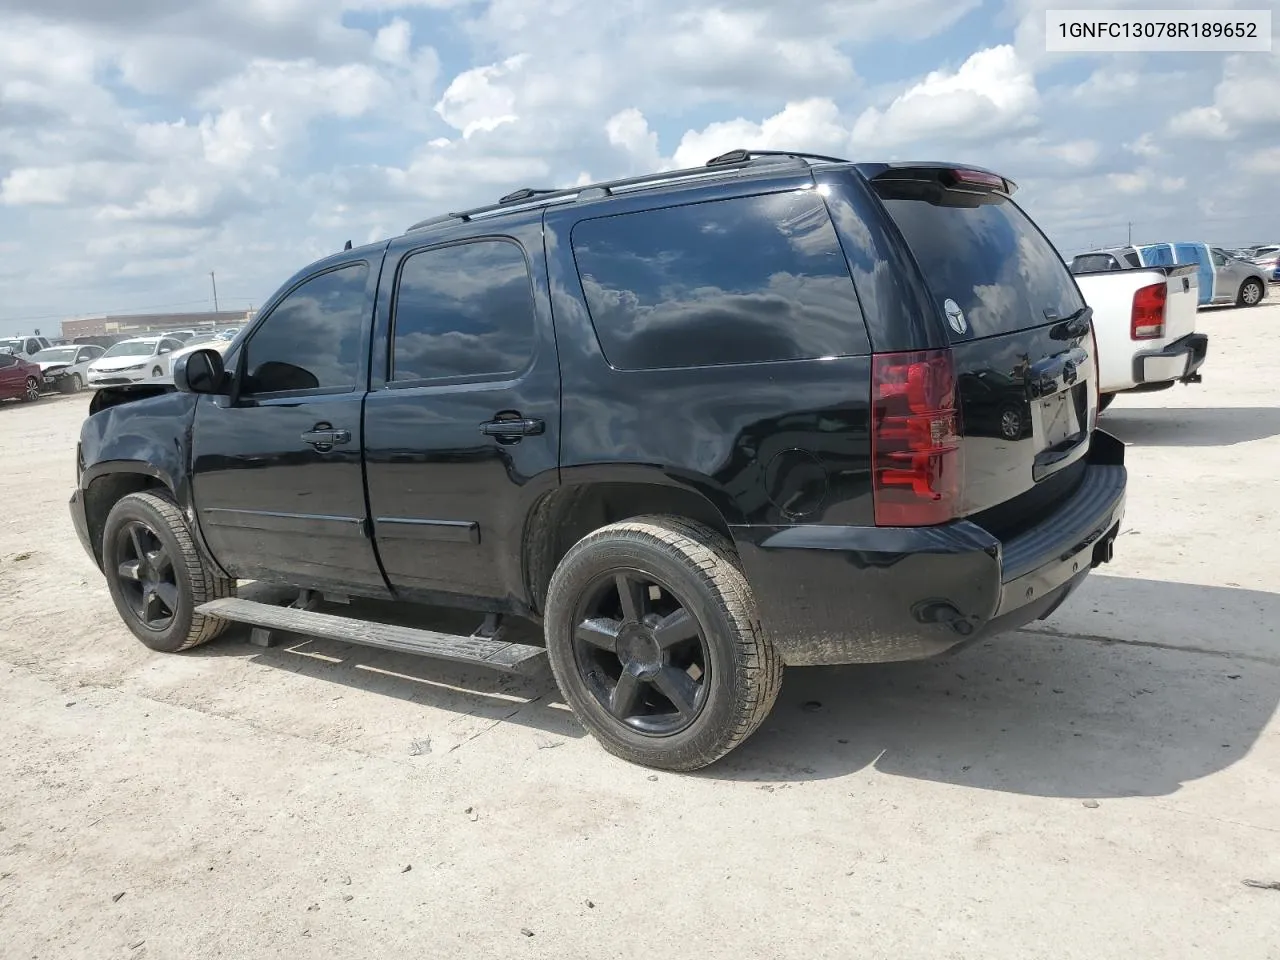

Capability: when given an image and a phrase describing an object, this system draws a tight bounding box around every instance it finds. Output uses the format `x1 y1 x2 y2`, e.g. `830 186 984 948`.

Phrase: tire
22 377 40 402
543 515 782 771
101 491 234 653
58 374 83 395
1238 278 1264 307
151 366 163 378
1098 393 1115 412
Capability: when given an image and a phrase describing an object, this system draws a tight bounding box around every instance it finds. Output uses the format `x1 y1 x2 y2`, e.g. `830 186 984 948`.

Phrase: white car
29 344 106 393
86 335 186 388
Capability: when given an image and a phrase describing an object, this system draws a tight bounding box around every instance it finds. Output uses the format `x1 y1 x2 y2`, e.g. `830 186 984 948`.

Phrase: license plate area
1033 384 1089 480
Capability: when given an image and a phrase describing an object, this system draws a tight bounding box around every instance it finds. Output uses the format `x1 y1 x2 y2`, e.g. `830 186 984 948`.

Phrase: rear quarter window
876 186 1084 340
571 190 869 370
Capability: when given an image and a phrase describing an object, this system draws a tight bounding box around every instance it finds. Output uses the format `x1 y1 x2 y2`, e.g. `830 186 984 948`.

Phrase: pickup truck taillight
871 349 962 526
1131 282 1167 340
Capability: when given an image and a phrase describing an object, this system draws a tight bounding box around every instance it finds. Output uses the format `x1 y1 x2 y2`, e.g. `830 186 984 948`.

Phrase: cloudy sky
0 0 1276 335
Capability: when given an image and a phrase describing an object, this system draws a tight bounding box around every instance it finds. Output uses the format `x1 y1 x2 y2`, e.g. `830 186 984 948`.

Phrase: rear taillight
1131 282 1166 339
871 348 962 526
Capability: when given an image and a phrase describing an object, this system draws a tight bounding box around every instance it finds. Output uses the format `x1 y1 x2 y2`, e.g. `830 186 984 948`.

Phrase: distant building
61 310 254 340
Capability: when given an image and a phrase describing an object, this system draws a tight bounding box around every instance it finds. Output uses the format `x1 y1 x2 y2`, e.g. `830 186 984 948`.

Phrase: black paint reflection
958 369 1033 442
571 190 870 370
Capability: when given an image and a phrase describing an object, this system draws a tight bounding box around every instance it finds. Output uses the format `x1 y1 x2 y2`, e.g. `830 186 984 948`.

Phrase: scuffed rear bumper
731 432 1127 666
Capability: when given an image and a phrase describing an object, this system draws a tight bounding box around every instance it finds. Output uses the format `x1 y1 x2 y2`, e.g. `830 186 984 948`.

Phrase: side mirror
173 349 227 395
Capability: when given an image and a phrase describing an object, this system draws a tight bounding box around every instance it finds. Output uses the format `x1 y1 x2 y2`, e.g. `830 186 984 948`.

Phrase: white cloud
605 109 662 172
1239 148 1280 176
1169 54 1280 141
1168 106 1233 140
1125 133 1162 159
851 46 1039 148
434 55 526 138
373 18 412 65
670 100 850 170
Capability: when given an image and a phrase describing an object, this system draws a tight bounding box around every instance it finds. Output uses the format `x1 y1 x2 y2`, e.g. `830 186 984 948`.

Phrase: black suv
70 149 1126 771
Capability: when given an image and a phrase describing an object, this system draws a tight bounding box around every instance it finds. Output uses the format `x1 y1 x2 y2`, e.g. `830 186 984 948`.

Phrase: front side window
391 241 536 382
571 191 868 370
241 263 370 396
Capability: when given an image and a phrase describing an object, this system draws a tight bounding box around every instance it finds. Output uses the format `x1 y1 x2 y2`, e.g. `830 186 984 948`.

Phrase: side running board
195 597 547 676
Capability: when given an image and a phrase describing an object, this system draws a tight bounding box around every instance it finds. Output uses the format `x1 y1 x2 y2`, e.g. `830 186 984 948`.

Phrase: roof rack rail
404 149 833 232
498 187 557 205
706 148 851 167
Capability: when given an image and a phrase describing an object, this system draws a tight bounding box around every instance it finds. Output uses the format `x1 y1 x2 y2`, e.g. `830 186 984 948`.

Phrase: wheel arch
523 469 740 615
81 462 179 568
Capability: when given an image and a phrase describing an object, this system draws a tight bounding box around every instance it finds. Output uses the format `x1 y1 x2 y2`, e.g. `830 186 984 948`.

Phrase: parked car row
1069 242 1270 308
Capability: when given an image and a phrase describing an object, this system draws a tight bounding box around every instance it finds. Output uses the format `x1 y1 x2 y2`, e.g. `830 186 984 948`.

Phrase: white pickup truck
1068 260 1208 411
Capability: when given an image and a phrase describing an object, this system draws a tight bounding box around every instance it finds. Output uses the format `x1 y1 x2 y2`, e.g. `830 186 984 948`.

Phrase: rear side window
571 190 869 370
876 187 1084 340
391 240 536 383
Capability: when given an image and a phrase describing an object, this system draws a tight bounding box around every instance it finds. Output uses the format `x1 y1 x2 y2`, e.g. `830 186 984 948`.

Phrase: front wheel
543 515 783 771
151 366 163 378
1238 278 1264 307
102 491 234 652
58 374 83 394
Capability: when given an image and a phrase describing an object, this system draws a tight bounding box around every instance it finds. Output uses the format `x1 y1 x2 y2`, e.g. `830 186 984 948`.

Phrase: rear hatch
869 166 1097 538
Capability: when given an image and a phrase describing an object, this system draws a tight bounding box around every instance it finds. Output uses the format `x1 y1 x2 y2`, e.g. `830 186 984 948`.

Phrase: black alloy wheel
572 569 710 736
114 520 181 632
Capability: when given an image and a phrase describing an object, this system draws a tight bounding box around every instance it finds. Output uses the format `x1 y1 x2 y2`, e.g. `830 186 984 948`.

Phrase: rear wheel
102 491 234 652
1238 278 1264 307
22 377 40 402
543 515 782 771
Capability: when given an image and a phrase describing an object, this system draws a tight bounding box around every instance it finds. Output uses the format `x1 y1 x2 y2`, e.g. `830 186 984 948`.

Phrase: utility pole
210 271 219 313
1128 221 1133 245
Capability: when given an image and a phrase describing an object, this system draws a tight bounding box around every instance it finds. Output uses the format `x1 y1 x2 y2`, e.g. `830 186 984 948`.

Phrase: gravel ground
2 301 1279 959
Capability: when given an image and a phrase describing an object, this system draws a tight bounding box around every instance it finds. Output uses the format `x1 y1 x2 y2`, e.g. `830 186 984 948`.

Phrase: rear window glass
1071 254 1120 274
876 188 1084 340
571 190 869 370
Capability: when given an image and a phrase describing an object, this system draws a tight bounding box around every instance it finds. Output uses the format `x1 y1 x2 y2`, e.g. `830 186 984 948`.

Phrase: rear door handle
301 424 351 450
480 417 545 439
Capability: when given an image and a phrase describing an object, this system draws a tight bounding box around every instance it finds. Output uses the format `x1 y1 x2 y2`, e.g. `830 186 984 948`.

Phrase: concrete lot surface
2 302 1279 959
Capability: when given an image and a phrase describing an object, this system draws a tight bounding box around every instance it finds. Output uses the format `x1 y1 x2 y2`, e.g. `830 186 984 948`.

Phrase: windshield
2 339 23 354
876 184 1084 340
103 340 158 358
33 347 79 362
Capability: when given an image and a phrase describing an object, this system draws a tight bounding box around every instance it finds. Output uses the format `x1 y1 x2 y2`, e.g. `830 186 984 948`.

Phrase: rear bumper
1132 332 1208 386
731 432 1127 666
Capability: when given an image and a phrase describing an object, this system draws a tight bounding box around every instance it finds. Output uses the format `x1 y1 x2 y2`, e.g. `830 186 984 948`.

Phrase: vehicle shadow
190 583 584 740
1102 406 1280 447
707 577 1280 797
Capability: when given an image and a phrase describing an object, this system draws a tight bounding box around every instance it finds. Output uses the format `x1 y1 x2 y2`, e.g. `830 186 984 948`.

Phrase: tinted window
0 355 15 368
1071 254 1120 274
1123 251 1141 267
571 191 868 370
391 241 535 382
877 187 1084 340
242 263 369 396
